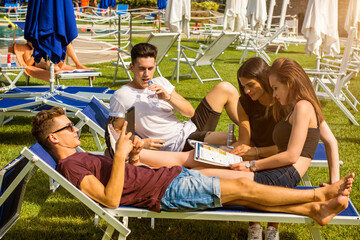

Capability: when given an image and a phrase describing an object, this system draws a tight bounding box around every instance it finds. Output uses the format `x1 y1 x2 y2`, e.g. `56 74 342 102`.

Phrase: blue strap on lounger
82 97 109 130
314 142 327 160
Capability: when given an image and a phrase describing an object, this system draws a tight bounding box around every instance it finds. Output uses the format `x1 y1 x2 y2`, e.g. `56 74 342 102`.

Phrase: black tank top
272 106 320 159
239 96 276 147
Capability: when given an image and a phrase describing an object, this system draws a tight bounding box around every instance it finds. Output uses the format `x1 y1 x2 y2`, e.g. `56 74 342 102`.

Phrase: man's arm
149 83 195 118
80 122 133 208
108 116 165 150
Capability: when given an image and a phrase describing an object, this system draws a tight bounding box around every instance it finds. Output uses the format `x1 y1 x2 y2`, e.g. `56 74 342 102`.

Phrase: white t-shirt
109 77 197 151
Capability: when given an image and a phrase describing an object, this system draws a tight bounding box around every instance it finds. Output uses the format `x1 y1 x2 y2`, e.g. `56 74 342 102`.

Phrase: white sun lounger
0 142 358 239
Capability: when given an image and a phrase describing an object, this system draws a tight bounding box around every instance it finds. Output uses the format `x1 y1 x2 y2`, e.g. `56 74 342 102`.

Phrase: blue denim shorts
160 167 222 211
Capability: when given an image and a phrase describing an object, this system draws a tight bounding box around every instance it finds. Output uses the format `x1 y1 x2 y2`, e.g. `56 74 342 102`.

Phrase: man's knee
214 81 239 96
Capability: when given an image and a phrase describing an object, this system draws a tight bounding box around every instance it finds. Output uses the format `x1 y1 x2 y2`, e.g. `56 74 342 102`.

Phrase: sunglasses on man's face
51 122 75 134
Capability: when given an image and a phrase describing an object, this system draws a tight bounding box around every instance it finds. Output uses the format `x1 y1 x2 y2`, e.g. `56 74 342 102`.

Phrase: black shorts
253 165 301 188
182 97 221 151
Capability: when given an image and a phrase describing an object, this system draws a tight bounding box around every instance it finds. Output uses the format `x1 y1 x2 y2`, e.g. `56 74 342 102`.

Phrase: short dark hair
131 43 157 64
31 107 65 148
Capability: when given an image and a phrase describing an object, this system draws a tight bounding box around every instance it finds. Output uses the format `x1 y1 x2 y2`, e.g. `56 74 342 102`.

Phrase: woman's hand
143 138 165 150
229 161 251 172
231 144 252 156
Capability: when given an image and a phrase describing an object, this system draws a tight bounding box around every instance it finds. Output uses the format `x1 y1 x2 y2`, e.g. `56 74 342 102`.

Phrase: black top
239 96 276 147
272 108 320 159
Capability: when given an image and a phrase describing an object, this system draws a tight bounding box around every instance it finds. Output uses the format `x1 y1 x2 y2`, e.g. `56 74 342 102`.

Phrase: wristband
128 157 140 164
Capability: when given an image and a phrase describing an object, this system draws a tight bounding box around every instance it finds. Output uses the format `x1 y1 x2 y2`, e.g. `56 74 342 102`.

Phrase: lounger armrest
115 48 131 56
180 45 203 54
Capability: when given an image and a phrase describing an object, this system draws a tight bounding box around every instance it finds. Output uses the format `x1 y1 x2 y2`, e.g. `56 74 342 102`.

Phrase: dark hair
237 57 272 101
31 107 65 149
131 43 158 64
269 58 325 122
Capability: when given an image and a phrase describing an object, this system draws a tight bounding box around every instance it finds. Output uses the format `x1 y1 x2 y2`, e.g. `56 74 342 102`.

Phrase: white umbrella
246 0 267 30
266 0 275 31
302 0 340 66
344 0 360 39
278 0 289 28
165 0 191 83
223 0 248 32
165 0 190 38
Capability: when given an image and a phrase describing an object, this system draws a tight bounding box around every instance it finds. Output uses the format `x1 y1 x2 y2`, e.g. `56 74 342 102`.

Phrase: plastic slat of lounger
0 86 63 99
61 86 109 94
56 71 102 80
56 71 102 87
32 95 90 113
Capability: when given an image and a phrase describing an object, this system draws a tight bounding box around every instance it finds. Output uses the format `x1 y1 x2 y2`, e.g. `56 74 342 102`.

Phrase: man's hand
143 138 165 150
129 136 144 163
114 121 133 160
148 83 171 101
229 161 251 172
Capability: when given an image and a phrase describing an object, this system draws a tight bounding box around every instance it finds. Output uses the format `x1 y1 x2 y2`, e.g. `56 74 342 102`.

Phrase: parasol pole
49 59 55 92
279 0 289 28
176 33 181 83
266 0 275 32
118 13 121 48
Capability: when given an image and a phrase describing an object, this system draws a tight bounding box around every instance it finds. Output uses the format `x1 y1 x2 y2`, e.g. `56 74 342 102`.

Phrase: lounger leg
315 78 359 125
307 224 322 240
301 172 312 187
102 225 115 240
113 60 120 85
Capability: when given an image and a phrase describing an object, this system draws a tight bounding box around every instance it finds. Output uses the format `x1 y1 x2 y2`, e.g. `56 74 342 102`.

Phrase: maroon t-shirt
57 152 182 212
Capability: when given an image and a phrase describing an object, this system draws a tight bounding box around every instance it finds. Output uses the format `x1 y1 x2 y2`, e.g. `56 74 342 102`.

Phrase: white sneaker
248 224 263 240
264 226 279 240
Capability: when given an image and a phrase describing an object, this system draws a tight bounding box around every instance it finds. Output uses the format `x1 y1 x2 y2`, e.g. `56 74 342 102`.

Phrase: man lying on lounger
31 106 355 226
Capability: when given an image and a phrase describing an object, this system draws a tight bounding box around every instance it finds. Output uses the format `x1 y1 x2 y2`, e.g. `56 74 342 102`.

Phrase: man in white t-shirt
107 43 240 154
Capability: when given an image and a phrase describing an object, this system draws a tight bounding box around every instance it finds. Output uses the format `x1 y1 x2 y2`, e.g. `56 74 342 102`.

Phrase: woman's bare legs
66 43 90 70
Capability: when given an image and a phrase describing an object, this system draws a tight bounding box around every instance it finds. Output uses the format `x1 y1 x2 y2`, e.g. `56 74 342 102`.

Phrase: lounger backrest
334 26 357 96
116 4 128 15
80 97 109 131
0 155 29 238
195 32 239 66
147 32 180 65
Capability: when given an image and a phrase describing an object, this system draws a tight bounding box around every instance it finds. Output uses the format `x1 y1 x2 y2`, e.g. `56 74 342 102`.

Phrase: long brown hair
269 58 325 123
237 57 272 100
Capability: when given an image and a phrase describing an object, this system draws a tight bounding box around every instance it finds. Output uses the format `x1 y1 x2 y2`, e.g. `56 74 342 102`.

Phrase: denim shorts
160 167 222 211
253 165 301 188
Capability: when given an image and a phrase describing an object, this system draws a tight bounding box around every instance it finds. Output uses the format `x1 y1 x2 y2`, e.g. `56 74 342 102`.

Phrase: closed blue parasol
100 0 116 9
157 0 167 9
24 0 78 64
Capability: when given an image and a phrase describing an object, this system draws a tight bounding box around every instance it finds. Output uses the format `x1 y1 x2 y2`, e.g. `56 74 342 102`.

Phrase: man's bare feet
312 195 349 226
316 173 354 202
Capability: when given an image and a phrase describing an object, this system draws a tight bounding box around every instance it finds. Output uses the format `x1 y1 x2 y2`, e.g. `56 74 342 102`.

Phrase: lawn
0 37 360 239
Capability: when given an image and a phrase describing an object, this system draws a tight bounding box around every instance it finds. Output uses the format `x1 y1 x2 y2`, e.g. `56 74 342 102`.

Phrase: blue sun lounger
0 142 358 239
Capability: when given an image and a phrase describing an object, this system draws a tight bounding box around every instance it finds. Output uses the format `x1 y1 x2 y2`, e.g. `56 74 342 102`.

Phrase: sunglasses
51 122 75 134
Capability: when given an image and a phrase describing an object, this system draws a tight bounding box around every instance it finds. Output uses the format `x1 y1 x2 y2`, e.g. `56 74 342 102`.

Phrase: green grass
1 37 360 239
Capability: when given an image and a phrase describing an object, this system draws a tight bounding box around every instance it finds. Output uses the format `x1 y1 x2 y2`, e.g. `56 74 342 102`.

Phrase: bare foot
75 64 90 70
312 195 349 226
317 173 354 201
